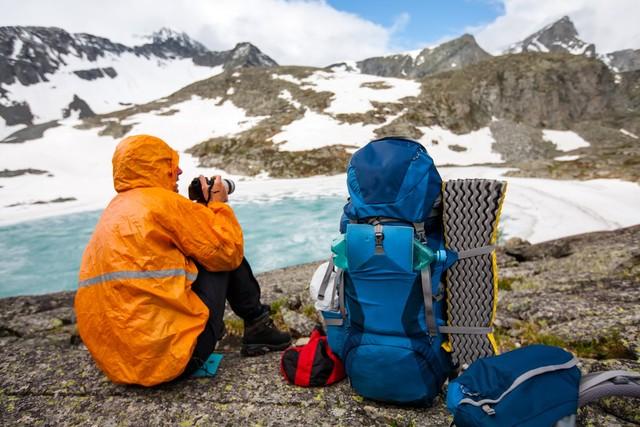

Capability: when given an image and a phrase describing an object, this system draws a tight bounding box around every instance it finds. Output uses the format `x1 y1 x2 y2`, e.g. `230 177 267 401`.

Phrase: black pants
181 257 266 377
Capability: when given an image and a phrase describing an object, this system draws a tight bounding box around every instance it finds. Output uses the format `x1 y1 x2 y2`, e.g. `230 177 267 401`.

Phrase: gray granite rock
1 226 639 425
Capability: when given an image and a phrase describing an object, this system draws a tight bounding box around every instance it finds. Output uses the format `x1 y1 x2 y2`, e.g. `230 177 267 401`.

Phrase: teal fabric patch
192 353 223 378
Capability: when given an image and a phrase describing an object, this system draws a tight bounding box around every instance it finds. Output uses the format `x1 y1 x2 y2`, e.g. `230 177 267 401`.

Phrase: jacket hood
112 135 179 193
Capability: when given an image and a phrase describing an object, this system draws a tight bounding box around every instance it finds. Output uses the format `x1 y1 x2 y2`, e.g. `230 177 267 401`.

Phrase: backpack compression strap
434 243 499 335
579 370 640 407
420 266 438 336
419 244 497 338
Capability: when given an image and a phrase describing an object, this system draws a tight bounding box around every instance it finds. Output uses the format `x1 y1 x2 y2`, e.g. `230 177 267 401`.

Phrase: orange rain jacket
75 135 243 386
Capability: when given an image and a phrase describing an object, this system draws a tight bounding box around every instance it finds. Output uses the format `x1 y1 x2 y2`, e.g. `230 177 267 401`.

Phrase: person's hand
199 175 228 203
210 175 228 203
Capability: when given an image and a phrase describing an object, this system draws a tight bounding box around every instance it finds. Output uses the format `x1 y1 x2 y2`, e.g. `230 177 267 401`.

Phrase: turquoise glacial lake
0 197 345 297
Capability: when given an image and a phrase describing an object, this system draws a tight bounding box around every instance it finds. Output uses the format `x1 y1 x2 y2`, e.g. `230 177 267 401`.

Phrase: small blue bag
447 345 581 427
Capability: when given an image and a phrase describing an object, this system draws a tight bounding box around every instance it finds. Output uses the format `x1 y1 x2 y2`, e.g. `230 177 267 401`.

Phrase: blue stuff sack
447 345 581 427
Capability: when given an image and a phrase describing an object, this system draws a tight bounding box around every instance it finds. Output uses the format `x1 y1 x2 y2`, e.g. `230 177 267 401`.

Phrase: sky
1 0 639 66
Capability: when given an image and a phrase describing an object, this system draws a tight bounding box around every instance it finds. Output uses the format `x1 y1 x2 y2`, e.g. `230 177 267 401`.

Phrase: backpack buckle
374 224 384 254
413 222 427 243
482 404 496 416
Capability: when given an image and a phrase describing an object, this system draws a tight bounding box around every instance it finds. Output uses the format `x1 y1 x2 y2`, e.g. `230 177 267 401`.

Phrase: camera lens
223 179 235 195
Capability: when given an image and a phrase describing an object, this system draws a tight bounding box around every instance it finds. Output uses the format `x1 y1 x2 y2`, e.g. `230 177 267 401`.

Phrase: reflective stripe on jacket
74 135 243 386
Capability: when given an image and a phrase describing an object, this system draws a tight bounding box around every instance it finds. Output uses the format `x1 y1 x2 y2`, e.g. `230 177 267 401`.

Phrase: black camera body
188 177 235 203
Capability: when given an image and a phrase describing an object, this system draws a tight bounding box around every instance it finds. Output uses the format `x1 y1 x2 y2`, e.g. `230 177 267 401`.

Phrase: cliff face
356 34 491 79
1 225 639 425
416 53 619 132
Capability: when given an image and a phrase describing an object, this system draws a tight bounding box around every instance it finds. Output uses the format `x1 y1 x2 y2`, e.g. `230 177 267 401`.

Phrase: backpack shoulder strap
579 370 640 407
420 266 438 336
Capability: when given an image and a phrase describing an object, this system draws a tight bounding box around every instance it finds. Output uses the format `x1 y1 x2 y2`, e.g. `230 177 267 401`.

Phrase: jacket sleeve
161 195 244 271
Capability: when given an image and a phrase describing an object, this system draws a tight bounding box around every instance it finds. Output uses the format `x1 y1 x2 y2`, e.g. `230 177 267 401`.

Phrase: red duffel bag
280 326 345 387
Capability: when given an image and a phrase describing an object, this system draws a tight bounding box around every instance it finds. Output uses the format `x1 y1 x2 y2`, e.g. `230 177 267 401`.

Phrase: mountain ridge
0 25 278 135
336 33 492 79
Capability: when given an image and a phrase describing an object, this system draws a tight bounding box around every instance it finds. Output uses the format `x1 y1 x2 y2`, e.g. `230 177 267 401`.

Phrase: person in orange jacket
74 134 291 386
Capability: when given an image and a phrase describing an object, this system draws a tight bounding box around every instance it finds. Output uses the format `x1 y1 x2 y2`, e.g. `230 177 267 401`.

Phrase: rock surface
1 226 639 426
62 95 95 119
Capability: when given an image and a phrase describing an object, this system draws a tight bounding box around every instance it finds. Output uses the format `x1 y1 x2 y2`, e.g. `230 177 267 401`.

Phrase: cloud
0 0 391 66
473 0 640 54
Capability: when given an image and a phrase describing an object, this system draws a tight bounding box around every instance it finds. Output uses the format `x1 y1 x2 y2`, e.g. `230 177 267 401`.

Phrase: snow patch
278 89 302 109
555 155 580 161
0 122 28 141
271 73 302 85
404 48 424 61
620 129 639 139
10 37 24 60
542 130 590 151
417 126 503 166
226 87 235 95
532 39 550 53
301 70 420 114
122 96 266 151
271 110 377 151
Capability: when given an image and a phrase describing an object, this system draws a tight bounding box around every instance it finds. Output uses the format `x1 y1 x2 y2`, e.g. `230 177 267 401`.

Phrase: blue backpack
446 344 640 427
315 137 640 412
319 137 457 404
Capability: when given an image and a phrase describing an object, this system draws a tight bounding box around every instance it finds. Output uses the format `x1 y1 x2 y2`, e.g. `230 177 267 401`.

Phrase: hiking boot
241 311 291 357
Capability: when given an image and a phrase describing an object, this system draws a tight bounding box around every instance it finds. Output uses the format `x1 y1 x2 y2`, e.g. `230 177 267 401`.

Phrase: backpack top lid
344 137 441 224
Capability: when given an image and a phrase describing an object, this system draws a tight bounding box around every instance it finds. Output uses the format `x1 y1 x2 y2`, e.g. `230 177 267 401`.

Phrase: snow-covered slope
1 62 632 229
1 54 223 139
0 67 499 220
0 26 278 140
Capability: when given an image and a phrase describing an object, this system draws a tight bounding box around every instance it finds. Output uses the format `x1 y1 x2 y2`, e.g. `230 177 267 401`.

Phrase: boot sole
241 341 291 357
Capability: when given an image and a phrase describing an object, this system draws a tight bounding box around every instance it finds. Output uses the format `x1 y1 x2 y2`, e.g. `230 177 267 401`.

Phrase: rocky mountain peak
506 15 596 57
229 42 278 67
550 15 578 37
148 27 187 43
193 41 278 70
134 27 208 59
412 33 491 77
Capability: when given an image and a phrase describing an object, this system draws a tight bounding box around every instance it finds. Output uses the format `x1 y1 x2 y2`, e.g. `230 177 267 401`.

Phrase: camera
188 176 235 203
